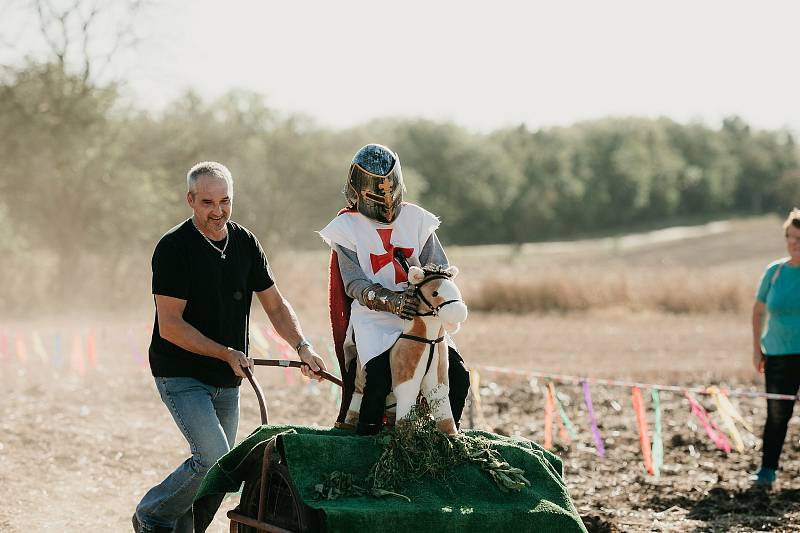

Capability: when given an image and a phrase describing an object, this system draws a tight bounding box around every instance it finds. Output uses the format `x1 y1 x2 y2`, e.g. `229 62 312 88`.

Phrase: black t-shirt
148 219 274 387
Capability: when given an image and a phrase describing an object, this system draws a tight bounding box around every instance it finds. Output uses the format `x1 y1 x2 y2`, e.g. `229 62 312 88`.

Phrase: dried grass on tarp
315 403 530 501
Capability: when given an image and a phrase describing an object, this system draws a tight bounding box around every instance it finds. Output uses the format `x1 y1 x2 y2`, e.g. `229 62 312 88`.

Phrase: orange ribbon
631 386 654 475
87 330 97 369
544 382 555 450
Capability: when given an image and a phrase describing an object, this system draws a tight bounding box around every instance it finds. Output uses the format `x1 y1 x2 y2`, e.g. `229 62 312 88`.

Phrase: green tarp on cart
195 424 586 533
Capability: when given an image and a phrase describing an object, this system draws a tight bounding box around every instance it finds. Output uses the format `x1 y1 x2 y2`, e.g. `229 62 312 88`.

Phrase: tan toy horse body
345 264 468 434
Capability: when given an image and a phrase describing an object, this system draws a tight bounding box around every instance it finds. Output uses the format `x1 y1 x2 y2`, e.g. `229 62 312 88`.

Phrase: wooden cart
226 358 347 532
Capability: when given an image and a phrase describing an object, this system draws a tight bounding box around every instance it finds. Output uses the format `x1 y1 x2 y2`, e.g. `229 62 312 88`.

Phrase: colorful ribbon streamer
555 415 570 444
707 386 745 452
263 325 297 359
31 331 49 364
631 386 654 475
651 389 663 478
284 365 295 385
70 333 85 376
128 327 145 368
53 332 64 369
87 330 97 369
544 382 555 450
470 368 483 424
478 364 799 401
469 368 486 428
582 381 605 458
550 382 579 441
709 386 753 433
249 324 271 353
685 391 731 453
15 332 28 364
264 326 284 345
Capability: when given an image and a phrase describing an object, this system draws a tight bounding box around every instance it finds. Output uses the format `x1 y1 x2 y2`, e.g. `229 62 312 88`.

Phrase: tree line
1 61 798 313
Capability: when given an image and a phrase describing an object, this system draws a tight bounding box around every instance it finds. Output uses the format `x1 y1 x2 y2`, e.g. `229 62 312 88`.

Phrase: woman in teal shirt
751 208 800 487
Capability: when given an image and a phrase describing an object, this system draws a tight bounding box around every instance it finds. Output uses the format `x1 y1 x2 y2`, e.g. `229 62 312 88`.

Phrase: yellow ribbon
707 386 746 452
712 386 754 433
470 369 483 416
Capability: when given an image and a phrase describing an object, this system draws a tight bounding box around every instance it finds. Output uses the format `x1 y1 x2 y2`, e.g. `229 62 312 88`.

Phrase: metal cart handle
243 358 344 425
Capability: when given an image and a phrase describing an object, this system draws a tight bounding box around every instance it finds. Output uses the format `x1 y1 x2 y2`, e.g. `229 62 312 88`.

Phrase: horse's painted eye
432 291 438 297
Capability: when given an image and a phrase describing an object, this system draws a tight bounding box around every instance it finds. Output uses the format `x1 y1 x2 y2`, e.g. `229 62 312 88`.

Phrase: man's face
187 175 233 235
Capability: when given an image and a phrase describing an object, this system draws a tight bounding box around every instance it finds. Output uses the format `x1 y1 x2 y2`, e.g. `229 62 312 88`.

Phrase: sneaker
749 467 777 487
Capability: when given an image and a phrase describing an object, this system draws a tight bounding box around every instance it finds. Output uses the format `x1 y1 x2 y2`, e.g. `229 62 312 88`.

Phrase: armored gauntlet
361 284 419 320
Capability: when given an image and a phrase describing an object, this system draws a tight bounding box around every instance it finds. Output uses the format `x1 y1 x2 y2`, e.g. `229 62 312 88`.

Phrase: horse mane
421 263 452 277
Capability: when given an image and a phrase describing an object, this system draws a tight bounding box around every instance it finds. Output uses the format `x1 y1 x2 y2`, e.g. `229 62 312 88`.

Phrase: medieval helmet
345 144 405 223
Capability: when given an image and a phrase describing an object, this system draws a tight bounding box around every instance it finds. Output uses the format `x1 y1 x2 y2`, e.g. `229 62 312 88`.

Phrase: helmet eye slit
364 192 386 202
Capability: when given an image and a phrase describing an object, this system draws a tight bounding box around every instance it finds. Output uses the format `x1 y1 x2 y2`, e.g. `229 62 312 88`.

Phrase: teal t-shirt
756 258 800 356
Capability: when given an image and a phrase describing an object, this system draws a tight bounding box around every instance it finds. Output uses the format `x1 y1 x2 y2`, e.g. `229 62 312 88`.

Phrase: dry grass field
2 215 799 532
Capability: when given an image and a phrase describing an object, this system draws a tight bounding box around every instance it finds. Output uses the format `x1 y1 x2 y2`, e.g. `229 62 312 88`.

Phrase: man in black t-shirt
133 161 326 533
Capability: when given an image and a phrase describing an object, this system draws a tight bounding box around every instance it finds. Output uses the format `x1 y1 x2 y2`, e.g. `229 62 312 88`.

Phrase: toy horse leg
344 393 362 427
390 340 426 422
421 341 456 434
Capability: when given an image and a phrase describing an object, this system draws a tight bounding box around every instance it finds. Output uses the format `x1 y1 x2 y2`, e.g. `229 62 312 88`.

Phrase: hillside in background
3 214 786 320
2 58 800 315
449 214 784 270
237 214 789 321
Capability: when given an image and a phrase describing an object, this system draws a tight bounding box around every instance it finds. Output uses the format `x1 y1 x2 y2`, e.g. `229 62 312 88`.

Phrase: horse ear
444 265 459 278
408 266 425 285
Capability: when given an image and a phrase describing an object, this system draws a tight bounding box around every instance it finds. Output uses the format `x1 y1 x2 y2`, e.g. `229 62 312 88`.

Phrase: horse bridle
412 273 461 318
398 273 459 374
392 251 463 377
393 249 460 319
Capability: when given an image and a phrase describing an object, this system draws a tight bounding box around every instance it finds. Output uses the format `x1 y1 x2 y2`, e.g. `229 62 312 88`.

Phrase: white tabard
319 203 440 366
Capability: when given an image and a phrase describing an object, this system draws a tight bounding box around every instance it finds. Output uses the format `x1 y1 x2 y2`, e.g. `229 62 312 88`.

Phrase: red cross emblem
370 228 414 283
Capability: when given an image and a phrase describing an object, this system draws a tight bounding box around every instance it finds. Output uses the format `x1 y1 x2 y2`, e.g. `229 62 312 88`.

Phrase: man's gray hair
187 161 234 194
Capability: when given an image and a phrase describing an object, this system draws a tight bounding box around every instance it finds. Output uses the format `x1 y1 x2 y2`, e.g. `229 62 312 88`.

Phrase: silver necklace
191 219 229 259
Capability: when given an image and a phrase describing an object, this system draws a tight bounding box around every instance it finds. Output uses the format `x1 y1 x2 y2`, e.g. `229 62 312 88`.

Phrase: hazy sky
5 0 800 133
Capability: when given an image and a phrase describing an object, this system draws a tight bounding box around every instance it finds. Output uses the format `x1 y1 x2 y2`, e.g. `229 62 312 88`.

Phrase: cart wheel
236 461 324 533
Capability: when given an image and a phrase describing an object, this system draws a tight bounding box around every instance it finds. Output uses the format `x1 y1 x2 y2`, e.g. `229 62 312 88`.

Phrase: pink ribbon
685 391 731 453
284 365 295 385
70 333 85 376
582 381 605 458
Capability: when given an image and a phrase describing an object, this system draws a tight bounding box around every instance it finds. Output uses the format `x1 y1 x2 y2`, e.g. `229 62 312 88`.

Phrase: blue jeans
135 377 239 532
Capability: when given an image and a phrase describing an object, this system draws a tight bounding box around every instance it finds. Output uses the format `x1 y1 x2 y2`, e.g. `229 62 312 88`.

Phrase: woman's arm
752 300 766 373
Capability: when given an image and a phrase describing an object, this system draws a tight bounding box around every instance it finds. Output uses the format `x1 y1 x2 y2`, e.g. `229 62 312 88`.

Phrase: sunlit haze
5 0 799 132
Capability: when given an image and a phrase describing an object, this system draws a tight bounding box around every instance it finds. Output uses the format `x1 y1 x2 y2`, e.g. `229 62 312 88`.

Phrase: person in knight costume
319 143 471 436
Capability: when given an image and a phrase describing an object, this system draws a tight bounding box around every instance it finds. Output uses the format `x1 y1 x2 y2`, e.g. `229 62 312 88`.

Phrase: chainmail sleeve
334 244 373 305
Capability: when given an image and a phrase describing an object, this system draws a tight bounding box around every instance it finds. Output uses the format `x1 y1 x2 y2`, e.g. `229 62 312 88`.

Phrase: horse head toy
344 264 468 434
